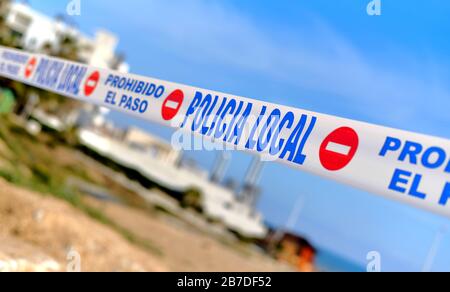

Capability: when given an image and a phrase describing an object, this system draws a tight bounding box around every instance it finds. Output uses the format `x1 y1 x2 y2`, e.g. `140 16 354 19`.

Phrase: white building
5 2 128 71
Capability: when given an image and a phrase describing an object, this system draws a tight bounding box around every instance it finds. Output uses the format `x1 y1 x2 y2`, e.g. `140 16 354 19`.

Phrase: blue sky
28 0 450 271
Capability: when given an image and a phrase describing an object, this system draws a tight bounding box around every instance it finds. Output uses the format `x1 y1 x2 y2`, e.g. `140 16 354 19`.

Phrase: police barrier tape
0 45 449 217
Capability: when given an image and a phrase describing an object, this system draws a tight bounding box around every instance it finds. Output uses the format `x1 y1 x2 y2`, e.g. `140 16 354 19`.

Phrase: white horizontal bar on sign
165 100 180 110
86 79 98 87
0 45 449 219
325 142 352 156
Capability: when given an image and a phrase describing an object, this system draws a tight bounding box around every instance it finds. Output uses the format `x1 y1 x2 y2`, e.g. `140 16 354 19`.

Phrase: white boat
78 128 267 239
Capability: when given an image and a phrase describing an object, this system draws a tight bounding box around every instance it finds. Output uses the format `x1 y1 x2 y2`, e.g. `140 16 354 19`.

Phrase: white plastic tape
0 45 449 217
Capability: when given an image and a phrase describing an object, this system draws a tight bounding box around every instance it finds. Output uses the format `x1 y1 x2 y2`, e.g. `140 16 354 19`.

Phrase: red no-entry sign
84 71 100 97
24 57 37 78
162 89 184 121
319 127 359 171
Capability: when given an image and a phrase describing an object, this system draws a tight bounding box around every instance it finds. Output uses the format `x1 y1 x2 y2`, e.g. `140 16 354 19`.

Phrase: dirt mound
0 178 167 272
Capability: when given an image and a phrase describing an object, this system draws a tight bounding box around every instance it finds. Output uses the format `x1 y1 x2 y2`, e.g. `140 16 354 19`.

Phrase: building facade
4 2 128 71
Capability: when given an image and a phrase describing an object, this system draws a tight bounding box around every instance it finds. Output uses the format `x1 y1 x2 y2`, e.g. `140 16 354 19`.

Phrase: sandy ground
0 178 167 272
86 198 292 272
0 177 290 272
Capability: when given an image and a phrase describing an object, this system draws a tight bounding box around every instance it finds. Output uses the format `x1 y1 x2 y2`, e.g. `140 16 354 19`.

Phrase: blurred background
0 0 449 272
